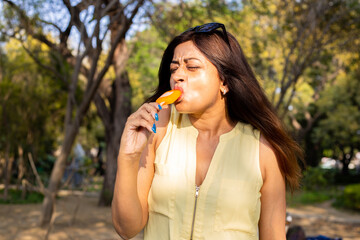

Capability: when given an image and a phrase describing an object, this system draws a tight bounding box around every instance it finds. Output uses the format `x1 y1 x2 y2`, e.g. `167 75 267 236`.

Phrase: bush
301 167 335 191
334 183 360 211
287 188 339 207
334 172 360 185
0 189 44 204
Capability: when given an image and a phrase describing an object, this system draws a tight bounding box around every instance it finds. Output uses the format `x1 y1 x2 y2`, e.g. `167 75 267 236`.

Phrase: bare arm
111 103 170 239
258 135 286 240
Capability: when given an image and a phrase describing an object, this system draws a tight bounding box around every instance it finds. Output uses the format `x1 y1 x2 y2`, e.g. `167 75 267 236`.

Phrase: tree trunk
343 163 349 175
97 71 132 206
40 124 78 226
2 0 146 226
0 157 4 182
342 149 353 176
98 130 119 206
96 32 132 206
3 144 11 201
17 146 25 190
5 157 15 200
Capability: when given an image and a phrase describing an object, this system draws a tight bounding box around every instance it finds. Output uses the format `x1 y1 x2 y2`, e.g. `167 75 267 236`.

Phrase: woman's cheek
186 90 201 104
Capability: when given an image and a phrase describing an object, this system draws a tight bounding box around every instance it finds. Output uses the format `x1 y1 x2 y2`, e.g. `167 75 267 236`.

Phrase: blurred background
0 0 359 239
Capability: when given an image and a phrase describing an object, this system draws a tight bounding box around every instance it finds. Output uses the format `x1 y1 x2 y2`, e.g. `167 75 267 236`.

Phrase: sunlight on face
170 41 225 115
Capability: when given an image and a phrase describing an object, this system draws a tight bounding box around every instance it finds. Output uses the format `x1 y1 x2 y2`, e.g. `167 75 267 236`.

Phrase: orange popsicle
156 89 182 106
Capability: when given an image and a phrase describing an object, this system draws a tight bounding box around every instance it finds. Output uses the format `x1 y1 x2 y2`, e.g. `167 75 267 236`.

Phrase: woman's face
170 41 227 114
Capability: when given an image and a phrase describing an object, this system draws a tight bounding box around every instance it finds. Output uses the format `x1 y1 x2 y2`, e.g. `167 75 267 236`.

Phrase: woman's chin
174 102 188 113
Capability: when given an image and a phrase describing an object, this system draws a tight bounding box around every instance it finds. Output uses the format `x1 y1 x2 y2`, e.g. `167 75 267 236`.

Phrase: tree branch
20 42 68 84
280 83 297 119
101 0 120 18
27 153 45 192
94 93 111 128
62 0 92 53
73 0 145 131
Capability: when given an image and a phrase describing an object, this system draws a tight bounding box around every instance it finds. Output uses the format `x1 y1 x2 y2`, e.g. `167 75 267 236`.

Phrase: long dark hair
147 28 303 191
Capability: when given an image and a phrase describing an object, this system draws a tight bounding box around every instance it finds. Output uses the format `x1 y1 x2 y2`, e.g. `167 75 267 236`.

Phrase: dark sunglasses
183 22 231 49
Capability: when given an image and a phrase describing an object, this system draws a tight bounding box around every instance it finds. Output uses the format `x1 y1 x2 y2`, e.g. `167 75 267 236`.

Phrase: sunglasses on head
183 22 231 49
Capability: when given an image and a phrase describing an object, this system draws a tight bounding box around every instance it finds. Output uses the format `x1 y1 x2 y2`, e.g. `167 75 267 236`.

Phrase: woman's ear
220 82 229 95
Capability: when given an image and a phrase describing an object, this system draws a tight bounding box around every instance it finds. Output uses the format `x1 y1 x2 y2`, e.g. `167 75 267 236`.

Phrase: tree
1 0 146 225
127 0 232 105
130 0 360 169
311 52 360 174
226 0 360 167
0 38 66 200
126 27 167 109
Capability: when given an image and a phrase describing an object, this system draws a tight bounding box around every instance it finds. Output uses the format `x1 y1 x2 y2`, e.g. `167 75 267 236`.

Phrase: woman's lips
174 86 184 102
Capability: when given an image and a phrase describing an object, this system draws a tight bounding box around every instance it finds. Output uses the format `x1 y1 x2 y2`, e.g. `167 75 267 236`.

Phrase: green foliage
0 38 68 182
334 184 360 211
287 190 335 207
334 172 360 185
310 56 360 167
301 167 335 191
126 0 360 178
1 0 359 191
85 176 103 192
287 167 341 206
127 28 166 110
127 0 238 109
290 168 360 209
0 189 44 204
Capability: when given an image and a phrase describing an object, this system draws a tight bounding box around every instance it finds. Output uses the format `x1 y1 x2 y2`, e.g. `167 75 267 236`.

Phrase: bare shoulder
259 134 280 182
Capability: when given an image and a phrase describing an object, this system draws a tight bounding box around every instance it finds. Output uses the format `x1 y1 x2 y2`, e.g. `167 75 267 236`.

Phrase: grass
0 188 44 204
85 176 103 192
61 175 104 192
332 183 360 212
287 188 341 207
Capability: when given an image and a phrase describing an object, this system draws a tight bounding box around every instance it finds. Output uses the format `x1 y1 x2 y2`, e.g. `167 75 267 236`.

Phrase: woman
112 23 303 240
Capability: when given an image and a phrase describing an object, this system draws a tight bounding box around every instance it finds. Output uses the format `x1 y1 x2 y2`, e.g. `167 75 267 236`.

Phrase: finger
138 108 156 124
127 113 153 132
129 117 153 134
126 103 164 133
138 118 154 133
157 103 169 110
143 103 161 121
136 109 158 133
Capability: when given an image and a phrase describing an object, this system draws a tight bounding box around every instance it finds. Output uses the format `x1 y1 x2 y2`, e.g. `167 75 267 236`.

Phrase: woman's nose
172 66 186 83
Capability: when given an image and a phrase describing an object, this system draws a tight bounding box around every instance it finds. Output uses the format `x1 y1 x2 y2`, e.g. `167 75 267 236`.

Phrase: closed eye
187 66 199 71
170 68 178 73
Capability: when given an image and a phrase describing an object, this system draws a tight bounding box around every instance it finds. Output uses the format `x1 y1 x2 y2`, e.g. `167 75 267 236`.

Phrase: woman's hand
112 103 169 239
119 103 164 158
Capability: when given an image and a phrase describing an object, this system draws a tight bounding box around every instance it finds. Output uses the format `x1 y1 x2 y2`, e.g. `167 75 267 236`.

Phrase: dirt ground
287 201 360 240
1 191 359 240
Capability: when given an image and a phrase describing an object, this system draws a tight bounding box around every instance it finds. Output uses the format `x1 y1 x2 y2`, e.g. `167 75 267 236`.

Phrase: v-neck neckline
184 114 239 189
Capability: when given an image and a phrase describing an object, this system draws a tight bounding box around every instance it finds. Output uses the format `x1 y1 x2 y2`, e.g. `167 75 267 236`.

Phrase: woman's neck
188 106 235 139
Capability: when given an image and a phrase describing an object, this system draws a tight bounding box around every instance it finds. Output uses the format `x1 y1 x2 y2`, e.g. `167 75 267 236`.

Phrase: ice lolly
156 89 182 106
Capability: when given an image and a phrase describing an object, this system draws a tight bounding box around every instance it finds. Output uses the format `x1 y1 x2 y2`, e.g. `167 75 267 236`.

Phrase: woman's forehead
172 41 206 62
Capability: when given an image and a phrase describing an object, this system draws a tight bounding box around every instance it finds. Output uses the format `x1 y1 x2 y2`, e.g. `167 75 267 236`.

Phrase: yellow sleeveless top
144 105 263 240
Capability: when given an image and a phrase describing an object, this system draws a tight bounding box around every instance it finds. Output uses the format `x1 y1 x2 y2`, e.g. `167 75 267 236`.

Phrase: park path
0 191 359 240
0 190 142 240
287 200 360 239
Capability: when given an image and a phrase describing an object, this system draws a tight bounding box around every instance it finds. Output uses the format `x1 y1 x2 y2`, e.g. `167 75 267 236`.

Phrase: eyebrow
171 58 201 65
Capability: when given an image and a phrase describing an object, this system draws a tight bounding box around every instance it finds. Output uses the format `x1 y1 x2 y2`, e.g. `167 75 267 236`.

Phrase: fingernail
158 104 162 110
155 113 159 121
152 123 156 133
